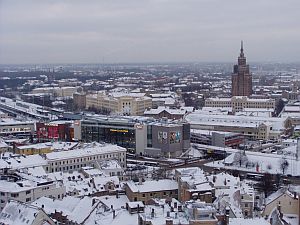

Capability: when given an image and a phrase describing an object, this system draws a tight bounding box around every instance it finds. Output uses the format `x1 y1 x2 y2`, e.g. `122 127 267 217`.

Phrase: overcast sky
0 0 299 64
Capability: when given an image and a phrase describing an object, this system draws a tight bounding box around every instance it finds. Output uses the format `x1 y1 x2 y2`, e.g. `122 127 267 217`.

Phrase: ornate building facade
232 41 253 96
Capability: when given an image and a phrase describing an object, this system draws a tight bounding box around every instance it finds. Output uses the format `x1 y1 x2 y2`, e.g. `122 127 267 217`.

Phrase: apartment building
0 175 66 211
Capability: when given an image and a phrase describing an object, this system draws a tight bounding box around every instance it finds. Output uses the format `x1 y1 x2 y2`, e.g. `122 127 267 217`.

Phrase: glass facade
81 121 136 153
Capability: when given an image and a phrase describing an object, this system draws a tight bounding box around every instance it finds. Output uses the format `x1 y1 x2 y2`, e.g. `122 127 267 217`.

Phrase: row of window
50 154 125 166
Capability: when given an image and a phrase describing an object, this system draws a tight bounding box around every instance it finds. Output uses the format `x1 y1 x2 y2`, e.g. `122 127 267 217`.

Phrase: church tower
231 41 252 96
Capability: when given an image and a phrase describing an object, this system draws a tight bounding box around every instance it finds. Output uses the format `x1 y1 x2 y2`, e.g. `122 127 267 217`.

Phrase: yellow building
16 143 52 155
86 92 152 116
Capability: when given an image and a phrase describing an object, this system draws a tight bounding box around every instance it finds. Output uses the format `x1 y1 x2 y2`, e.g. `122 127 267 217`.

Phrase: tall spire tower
231 41 252 96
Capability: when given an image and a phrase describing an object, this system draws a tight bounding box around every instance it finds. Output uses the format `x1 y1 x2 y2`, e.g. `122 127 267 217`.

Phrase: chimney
113 209 116 219
92 199 96 206
178 205 182 212
151 208 154 218
116 191 119 198
193 207 197 219
294 192 297 199
174 202 177 209
111 205 114 210
166 211 170 218
138 177 143 185
41 204 44 209
213 176 216 183
225 208 230 225
171 207 174 212
166 220 173 225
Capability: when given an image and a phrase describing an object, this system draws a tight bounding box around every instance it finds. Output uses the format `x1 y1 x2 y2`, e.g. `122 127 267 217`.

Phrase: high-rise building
231 41 252 96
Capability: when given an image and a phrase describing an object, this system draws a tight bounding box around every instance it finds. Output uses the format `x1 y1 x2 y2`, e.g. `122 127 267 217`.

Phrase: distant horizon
1 1 299 64
1 60 300 67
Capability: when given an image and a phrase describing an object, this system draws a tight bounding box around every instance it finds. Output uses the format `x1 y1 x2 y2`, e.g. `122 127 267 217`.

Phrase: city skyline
0 0 300 64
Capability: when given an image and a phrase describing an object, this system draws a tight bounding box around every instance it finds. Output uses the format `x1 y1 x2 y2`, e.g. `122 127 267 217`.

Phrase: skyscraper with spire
231 41 252 96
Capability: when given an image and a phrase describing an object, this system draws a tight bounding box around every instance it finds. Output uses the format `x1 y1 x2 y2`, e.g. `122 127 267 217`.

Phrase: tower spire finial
241 40 243 53
240 40 244 57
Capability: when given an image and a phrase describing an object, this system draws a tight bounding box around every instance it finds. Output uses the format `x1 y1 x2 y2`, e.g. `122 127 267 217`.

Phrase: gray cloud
0 0 299 64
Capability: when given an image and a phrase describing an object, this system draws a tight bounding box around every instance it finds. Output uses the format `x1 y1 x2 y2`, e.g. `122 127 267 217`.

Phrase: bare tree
279 158 289 175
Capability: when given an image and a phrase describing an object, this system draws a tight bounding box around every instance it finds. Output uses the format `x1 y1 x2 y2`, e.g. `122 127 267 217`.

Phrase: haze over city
1 0 300 64
1 1 300 225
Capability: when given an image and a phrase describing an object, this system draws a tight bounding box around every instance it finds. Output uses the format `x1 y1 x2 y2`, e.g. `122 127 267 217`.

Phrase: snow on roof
139 199 189 225
82 167 104 177
208 172 240 188
110 92 146 98
27 166 47 177
284 105 300 112
229 218 270 225
127 201 144 208
144 106 189 116
93 176 120 190
0 201 43 225
152 97 176 105
176 167 213 191
191 129 240 136
46 142 126 161
206 145 300 176
0 140 9 148
126 179 178 193
47 171 95 196
0 118 35 126
186 111 287 130
0 96 54 120
282 214 299 225
98 195 129 210
0 153 47 170
32 196 98 224
17 141 78 151
150 93 173 98
99 160 123 170
265 188 294 205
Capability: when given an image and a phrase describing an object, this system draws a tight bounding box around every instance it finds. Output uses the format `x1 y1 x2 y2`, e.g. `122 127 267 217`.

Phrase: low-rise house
209 172 256 218
0 200 55 225
138 199 218 225
0 173 66 211
32 196 101 225
175 167 214 203
262 188 299 218
125 179 178 203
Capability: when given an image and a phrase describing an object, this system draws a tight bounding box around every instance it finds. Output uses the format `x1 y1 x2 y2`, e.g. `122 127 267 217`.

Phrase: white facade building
44 142 127 173
0 178 65 211
205 96 276 112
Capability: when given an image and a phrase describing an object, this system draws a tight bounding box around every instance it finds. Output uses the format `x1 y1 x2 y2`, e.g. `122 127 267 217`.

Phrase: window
25 190 31 195
25 198 31 202
11 193 19 198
